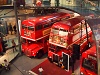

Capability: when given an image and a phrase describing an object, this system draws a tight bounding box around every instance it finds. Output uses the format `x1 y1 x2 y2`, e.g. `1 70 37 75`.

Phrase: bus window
43 24 49 28
51 19 54 25
21 38 35 44
82 58 97 73
56 46 62 51
36 24 42 30
69 28 74 34
22 25 27 29
28 26 34 31
21 38 26 44
49 44 55 52
51 28 59 34
59 29 68 36
73 25 80 34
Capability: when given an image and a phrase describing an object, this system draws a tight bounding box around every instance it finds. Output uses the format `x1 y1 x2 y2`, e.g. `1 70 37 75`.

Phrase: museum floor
0 34 80 75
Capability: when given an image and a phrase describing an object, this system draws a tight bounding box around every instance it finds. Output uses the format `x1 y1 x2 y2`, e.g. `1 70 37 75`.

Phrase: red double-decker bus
80 45 97 75
48 16 93 70
21 12 71 58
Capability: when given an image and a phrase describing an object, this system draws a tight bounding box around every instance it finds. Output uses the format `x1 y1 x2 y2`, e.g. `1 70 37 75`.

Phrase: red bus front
80 46 97 75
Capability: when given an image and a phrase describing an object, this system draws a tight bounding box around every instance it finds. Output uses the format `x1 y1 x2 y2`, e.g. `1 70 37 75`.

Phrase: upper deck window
28 26 34 31
22 25 27 29
51 28 59 34
59 29 68 36
36 24 42 30
22 25 34 31
43 23 50 28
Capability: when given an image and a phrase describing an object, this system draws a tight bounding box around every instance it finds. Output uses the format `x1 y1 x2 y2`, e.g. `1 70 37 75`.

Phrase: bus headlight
63 43 67 46
80 72 84 75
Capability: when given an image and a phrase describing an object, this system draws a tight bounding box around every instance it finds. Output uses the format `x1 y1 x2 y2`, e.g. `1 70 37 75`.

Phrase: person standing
11 39 17 52
3 59 10 71
8 23 13 35
13 25 17 34
38 66 43 75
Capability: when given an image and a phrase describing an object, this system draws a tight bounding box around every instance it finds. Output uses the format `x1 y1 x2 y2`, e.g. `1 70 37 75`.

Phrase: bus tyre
48 57 53 63
37 50 44 58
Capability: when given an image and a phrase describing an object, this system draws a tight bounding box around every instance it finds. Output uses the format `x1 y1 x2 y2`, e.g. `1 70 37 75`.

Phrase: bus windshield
22 25 34 31
82 58 97 73
22 38 35 44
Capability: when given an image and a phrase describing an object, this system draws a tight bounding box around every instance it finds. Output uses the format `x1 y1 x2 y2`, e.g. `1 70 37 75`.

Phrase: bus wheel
37 50 44 58
48 57 53 63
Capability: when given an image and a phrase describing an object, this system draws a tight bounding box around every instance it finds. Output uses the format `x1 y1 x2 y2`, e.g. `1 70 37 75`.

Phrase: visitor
3 59 10 71
11 39 17 52
13 25 17 34
8 23 13 35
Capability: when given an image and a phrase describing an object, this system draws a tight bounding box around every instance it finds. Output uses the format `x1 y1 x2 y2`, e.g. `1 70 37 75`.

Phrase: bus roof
22 12 70 27
52 16 84 30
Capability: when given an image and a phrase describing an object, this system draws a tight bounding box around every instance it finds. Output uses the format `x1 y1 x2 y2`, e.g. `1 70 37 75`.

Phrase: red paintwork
80 45 97 75
48 16 93 64
21 12 71 57
21 12 70 40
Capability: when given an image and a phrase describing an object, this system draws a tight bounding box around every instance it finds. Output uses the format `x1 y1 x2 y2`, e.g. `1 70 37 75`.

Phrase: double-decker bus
80 45 97 75
21 12 71 58
48 16 93 70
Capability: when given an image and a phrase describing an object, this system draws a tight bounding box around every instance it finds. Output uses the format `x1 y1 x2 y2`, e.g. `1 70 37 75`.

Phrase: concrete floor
1 54 47 75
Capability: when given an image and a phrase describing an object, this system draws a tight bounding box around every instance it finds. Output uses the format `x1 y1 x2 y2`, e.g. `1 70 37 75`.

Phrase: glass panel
28 26 34 31
51 28 59 34
59 29 68 36
22 25 27 29
82 58 97 73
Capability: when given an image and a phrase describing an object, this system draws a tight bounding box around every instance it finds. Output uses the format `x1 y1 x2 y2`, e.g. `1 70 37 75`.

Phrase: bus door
62 52 69 71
